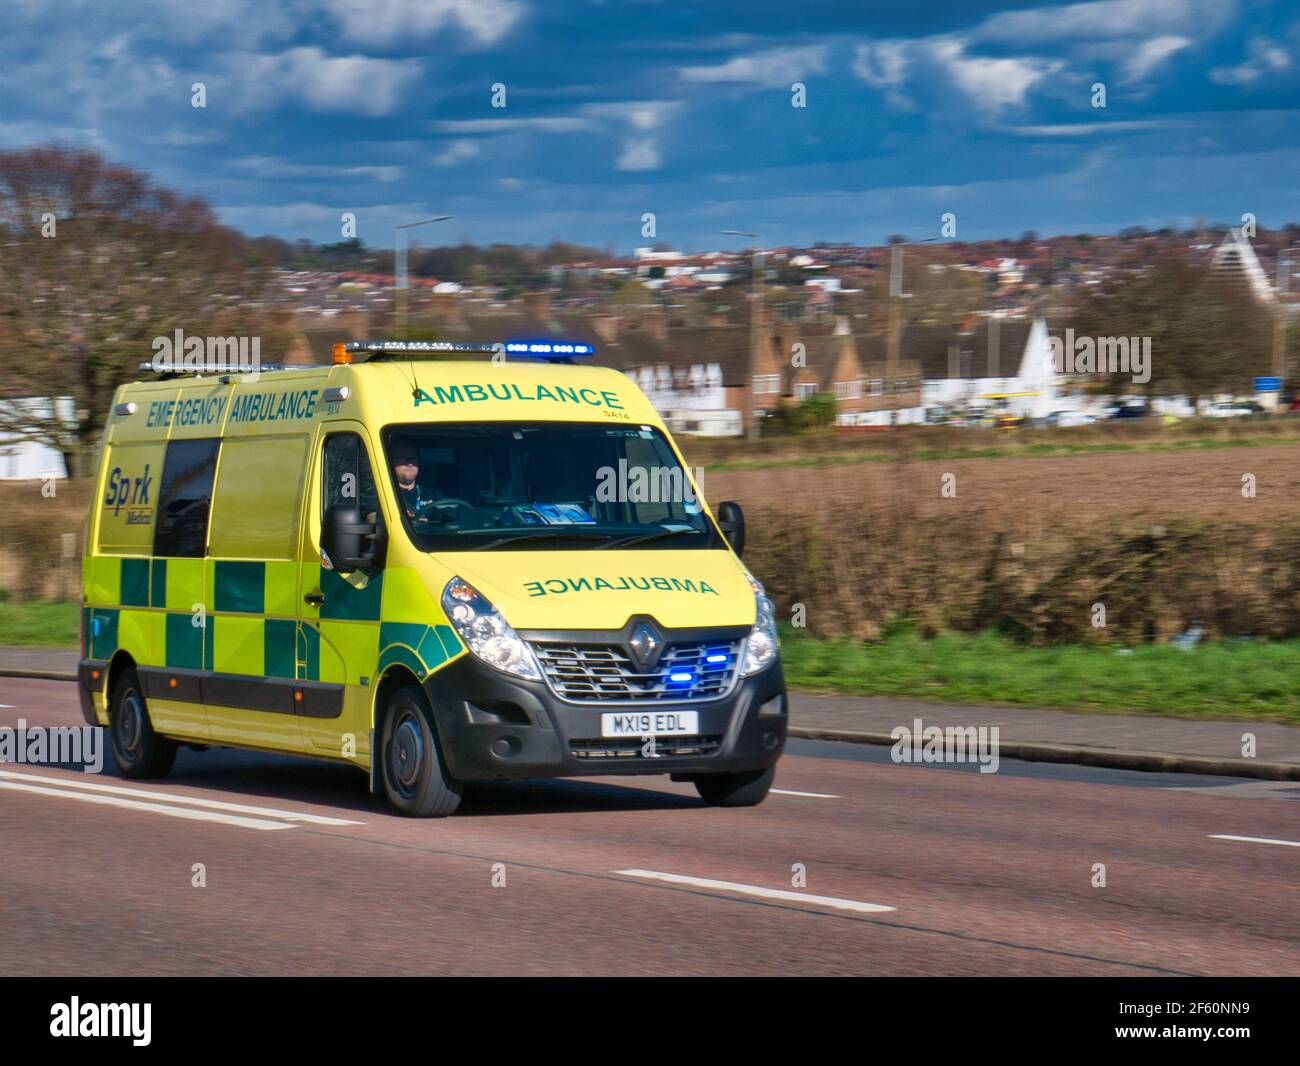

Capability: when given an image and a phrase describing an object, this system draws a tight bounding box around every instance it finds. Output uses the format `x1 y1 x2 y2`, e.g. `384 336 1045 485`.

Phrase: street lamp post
1274 245 1300 385
722 229 764 439
886 237 938 421
395 215 452 333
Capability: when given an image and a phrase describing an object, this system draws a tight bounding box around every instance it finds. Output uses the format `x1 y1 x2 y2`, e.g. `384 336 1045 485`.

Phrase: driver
391 441 440 520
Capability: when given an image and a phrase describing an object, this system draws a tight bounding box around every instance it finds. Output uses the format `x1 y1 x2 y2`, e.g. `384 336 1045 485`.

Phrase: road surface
1 676 1297 976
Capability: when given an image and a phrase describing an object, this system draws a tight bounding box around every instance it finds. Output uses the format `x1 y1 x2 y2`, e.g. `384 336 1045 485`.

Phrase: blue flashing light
504 341 595 358
668 670 695 684
704 653 729 665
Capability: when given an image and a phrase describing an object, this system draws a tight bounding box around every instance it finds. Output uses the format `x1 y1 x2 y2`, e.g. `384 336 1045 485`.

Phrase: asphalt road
2 676 1297 976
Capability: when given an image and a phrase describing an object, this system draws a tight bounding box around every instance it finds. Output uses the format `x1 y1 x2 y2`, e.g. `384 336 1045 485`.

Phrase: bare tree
0 145 275 476
1070 252 1271 406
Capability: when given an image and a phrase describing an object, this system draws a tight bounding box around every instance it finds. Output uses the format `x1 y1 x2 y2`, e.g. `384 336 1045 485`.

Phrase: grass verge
780 627 1300 723
0 600 79 647
1 603 1295 723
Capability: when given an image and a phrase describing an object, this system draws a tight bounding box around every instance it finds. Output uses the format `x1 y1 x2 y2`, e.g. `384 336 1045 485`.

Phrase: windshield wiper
598 527 702 550
470 529 617 551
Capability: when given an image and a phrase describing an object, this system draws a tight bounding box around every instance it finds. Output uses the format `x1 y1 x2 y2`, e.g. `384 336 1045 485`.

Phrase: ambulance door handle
304 592 325 606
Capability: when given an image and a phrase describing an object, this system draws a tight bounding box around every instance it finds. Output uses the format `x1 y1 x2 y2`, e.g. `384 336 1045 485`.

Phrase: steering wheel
414 497 474 525
429 497 473 511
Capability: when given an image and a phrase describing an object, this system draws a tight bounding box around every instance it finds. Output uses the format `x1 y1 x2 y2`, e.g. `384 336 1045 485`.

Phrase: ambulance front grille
571 735 724 759
531 640 741 703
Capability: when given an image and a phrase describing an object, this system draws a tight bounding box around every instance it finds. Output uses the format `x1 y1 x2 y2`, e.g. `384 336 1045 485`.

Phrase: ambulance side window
153 438 221 558
322 433 379 520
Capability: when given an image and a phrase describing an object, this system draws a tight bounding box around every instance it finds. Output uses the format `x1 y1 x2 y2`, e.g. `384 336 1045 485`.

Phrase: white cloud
1210 36 1292 85
231 156 402 181
679 44 828 87
1122 35 1192 82
927 39 1062 116
975 0 1232 45
615 139 660 171
434 101 677 171
852 42 909 88
432 116 593 133
1005 119 1179 135
585 101 679 171
432 139 481 167
583 100 679 129
239 48 422 116
321 0 527 48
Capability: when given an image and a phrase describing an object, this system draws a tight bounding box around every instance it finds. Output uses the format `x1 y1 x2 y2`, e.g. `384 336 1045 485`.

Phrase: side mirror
716 500 745 557
321 504 385 574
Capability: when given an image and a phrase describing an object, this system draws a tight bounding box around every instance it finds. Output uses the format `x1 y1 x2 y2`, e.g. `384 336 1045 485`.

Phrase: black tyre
380 686 463 817
694 766 775 808
109 667 178 779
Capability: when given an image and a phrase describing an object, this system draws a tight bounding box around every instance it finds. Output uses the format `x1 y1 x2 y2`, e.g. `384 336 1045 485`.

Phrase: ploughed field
705 442 1300 524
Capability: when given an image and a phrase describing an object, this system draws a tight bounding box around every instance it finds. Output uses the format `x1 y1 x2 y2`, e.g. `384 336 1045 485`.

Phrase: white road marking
1209 834 1300 849
0 769 363 825
771 788 838 798
0 780 294 830
615 869 896 913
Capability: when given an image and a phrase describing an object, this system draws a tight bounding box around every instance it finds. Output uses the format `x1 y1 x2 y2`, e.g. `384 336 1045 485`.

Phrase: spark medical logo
50 997 151 1046
890 718 1000 774
1050 329 1151 384
0 719 104 773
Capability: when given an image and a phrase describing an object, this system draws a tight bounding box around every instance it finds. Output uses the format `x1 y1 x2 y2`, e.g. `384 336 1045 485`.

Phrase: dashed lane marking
771 788 839 798
0 779 295 830
0 769 364 826
1209 834 1300 849
614 868 896 913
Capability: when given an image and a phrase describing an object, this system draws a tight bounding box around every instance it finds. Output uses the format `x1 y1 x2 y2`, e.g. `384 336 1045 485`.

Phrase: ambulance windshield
381 423 722 551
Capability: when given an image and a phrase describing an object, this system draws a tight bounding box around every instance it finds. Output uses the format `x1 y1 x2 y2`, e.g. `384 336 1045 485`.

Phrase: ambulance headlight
741 578 779 676
442 577 542 681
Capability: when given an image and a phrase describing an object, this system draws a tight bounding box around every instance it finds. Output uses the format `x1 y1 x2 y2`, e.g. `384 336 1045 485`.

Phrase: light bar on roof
504 341 594 356
344 340 499 355
338 339 598 363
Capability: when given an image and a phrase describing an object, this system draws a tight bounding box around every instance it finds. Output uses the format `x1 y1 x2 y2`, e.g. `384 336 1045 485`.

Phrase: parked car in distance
1043 410 1098 427
1113 403 1148 419
1205 401 1265 418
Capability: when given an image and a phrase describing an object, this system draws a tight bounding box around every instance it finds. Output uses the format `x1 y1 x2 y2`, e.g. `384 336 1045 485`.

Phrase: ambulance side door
298 425 385 754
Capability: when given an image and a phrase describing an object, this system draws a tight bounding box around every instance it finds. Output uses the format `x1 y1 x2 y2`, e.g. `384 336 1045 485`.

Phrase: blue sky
3 0 1299 252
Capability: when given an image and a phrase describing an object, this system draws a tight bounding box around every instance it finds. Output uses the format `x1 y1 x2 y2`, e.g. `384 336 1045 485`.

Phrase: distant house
781 318 923 426
910 317 1059 419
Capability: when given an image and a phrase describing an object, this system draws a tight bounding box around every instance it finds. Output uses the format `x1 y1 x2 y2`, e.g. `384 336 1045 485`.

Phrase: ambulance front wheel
694 766 775 807
380 686 464 817
109 667 178 779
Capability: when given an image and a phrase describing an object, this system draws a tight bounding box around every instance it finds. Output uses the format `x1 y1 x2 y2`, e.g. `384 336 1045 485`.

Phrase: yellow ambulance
78 340 786 815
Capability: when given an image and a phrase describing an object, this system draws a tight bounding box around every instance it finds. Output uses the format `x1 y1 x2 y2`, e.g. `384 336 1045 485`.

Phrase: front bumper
420 653 787 781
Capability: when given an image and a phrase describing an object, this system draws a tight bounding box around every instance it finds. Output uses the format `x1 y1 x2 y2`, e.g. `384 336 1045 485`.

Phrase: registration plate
600 711 699 738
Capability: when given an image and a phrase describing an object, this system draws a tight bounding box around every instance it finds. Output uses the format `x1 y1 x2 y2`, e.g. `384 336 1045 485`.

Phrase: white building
1210 229 1276 303
0 397 73 480
918 317 1060 420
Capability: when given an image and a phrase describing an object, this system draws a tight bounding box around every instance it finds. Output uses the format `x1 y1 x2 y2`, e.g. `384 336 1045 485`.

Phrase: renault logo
628 621 663 670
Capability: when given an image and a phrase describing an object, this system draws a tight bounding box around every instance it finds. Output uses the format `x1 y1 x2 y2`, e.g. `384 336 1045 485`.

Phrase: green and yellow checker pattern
83 554 462 697
84 555 300 676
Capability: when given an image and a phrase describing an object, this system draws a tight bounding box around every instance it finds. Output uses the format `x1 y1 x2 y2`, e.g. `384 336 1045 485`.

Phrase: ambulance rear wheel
694 766 774 807
380 687 463 817
109 667 178 779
